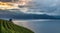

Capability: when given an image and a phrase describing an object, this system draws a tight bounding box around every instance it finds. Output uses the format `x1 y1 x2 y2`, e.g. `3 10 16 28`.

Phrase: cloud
0 0 60 16
0 0 19 2
30 0 60 16
0 0 11 2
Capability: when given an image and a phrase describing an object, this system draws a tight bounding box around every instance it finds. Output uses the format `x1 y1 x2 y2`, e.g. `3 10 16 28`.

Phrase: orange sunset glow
0 0 32 10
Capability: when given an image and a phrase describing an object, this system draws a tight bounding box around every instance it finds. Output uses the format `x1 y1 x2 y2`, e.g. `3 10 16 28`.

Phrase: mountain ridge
0 10 59 19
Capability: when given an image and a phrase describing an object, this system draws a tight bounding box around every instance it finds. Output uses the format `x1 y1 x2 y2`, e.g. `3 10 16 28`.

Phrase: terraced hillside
0 19 34 33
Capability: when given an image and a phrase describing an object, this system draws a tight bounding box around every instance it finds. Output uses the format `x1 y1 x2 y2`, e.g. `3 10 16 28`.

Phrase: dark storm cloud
0 0 12 2
0 0 10 2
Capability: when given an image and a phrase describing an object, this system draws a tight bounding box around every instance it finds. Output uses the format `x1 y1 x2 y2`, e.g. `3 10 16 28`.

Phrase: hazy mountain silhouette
14 14 57 19
0 10 59 19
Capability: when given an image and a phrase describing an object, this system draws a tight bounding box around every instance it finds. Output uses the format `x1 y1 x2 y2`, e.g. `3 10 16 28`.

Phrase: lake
13 19 60 33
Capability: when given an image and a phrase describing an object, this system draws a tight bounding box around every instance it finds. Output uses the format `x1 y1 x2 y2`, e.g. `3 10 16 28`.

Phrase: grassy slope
0 19 34 33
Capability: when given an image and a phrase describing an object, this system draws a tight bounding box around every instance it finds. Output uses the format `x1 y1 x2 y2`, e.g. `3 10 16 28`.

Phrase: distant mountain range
13 14 57 19
0 10 60 19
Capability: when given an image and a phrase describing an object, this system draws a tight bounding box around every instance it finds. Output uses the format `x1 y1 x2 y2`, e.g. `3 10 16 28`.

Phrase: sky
0 0 11 2
32 0 60 15
0 0 60 16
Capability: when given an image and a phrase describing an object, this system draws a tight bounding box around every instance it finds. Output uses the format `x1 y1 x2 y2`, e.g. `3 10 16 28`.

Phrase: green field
0 19 34 33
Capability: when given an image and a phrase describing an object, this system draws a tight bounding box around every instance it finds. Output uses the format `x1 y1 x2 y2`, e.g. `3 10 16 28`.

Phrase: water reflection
13 19 60 33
